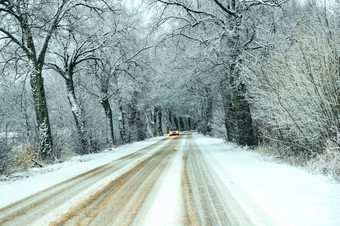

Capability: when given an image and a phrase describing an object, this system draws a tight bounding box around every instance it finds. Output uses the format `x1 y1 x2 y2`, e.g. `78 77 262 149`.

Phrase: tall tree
244 0 340 159
48 28 105 153
0 1 74 161
156 0 285 146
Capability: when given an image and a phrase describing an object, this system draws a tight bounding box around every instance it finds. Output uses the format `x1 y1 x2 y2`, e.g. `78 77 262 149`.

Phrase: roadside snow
0 136 166 209
194 133 340 226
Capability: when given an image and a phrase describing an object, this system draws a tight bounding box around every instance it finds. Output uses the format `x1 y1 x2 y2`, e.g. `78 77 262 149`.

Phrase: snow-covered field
1 133 340 225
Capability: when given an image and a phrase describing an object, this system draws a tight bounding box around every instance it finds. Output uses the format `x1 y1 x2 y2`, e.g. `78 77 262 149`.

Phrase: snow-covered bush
9 144 38 173
245 21 339 159
308 133 340 181
243 2 340 177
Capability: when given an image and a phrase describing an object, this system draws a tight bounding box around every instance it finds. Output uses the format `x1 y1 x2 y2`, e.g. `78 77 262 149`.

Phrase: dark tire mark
0 137 170 225
55 137 181 225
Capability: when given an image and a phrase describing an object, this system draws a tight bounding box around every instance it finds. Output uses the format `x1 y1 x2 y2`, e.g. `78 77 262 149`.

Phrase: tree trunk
179 117 185 131
135 110 144 141
4 123 8 149
157 108 163 136
145 109 154 137
226 17 258 146
205 87 214 135
30 66 54 161
221 81 237 142
128 99 137 143
153 107 157 136
168 110 172 131
128 93 143 142
101 98 115 147
235 83 257 146
65 76 89 154
118 99 127 144
173 115 179 129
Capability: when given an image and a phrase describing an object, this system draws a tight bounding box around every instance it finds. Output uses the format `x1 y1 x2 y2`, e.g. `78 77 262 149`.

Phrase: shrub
10 144 38 172
308 134 340 181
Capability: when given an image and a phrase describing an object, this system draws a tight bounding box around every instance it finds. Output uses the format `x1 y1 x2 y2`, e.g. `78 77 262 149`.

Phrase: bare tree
244 0 340 161
155 0 286 146
0 0 77 161
47 28 105 153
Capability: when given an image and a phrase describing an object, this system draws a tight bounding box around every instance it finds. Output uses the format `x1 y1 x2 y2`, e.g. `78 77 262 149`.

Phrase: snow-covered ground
195 134 340 226
0 136 166 209
134 135 186 225
1 133 340 226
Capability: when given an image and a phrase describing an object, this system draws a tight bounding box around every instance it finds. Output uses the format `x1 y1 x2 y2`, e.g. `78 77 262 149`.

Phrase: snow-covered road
1 132 340 225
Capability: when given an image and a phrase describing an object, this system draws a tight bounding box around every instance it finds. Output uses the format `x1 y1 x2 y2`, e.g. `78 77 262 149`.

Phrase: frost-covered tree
0 0 114 161
0 0 71 161
47 5 114 153
245 0 340 161
83 13 153 145
155 0 286 146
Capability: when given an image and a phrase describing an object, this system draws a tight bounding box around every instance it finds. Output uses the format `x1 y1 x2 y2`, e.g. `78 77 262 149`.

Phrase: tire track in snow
182 134 253 226
54 136 181 225
0 137 169 225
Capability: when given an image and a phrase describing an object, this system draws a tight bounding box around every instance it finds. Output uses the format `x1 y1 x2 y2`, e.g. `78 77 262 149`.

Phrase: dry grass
59 149 77 162
254 145 273 157
11 144 38 172
308 139 340 181
254 141 340 181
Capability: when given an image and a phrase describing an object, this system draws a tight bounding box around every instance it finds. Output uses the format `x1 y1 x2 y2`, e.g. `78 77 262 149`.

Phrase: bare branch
212 0 238 17
37 1 68 68
0 28 31 57
157 0 219 19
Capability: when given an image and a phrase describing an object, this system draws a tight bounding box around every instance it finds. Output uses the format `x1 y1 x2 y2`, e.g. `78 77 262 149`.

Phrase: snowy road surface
1 132 340 225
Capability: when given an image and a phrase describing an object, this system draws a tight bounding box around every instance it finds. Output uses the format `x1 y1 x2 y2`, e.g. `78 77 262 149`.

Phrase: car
168 128 179 136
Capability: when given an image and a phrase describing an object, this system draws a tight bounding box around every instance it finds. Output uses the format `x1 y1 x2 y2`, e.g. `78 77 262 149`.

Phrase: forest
0 0 339 179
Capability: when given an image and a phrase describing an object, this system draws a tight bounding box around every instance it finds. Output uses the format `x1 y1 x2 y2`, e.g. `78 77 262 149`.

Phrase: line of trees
155 0 287 146
244 1 340 164
0 0 196 174
1 0 339 178
153 0 339 176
